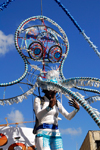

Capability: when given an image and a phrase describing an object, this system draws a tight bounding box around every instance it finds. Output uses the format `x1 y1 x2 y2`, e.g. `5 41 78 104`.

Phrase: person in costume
34 71 80 150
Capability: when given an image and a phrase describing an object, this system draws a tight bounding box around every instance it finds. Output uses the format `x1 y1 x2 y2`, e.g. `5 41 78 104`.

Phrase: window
95 140 100 150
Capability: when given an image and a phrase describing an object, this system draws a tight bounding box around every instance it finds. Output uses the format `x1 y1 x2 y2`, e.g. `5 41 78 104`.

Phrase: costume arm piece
34 97 51 120
57 100 77 120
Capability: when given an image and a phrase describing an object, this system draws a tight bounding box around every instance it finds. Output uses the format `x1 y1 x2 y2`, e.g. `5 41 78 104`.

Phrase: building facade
80 131 100 150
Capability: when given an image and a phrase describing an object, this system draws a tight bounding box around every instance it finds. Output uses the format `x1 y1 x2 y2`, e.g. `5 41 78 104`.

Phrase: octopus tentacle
38 79 100 128
62 77 100 88
74 86 100 94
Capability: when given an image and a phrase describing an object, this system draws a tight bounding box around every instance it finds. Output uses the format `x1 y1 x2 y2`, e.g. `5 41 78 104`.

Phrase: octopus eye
28 41 43 60
48 45 62 63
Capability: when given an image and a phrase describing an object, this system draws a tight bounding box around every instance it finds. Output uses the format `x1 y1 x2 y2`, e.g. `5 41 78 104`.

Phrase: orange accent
0 133 8 146
27 145 36 150
8 143 26 150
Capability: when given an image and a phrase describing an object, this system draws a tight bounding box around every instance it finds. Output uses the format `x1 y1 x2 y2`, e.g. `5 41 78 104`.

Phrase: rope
0 0 15 11
54 0 100 58
41 0 43 15
54 0 82 32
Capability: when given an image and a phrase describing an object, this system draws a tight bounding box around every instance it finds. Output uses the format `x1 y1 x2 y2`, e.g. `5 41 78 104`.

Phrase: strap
36 123 58 130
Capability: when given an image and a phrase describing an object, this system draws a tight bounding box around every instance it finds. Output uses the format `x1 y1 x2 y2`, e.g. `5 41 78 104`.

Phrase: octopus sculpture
0 15 100 129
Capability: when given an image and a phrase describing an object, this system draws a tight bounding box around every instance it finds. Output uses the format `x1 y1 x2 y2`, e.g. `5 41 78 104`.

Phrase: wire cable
54 0 100 58
0 0 15 11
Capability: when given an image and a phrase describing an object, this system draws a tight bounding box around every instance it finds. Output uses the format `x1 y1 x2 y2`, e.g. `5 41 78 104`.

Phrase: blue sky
0 0 100 149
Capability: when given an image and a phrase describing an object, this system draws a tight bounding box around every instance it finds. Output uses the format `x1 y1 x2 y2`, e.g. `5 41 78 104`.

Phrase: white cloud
60 127 82 136
7 110 25 127
0 30 14 55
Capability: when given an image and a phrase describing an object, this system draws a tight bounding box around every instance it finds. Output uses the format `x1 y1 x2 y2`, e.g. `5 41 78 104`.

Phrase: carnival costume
0 1 100 142
34 95 78 150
